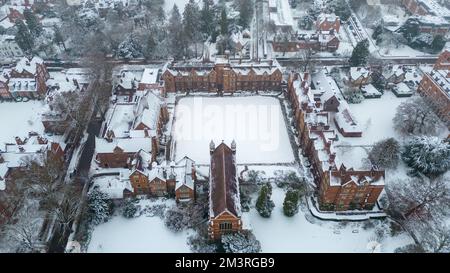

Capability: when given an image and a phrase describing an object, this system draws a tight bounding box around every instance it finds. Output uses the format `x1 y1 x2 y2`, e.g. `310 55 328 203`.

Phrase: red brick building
316 13 341 33
125 150 196 201
434 49 450 70
271 32 340 53
7 56 49 99
208 141 242 239
417 69 450 127
162 58 283 93
287 72 385 211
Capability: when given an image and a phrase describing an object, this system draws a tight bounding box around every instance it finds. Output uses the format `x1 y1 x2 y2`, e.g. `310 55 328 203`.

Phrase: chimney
15 136 23 145
231 140 236 154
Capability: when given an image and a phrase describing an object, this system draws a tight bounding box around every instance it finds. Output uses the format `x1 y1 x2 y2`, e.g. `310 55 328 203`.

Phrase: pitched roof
209 143 241 218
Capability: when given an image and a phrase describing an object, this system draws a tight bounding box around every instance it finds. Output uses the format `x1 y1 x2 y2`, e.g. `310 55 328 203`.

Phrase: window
219 222 233 231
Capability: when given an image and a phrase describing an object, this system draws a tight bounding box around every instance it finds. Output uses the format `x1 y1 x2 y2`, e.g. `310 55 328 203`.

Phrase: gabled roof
209 143 241 218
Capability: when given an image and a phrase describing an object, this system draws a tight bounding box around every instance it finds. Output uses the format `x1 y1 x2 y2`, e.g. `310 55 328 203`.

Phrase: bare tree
420 222 450 253
296 48 315 72
49 91 93 140
393 96 442 136
4 207 43 253
386 176 449 220
52 184 81 243
13 154 65 210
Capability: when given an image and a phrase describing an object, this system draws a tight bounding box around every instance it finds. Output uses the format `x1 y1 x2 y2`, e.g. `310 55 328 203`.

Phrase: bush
255 183 275 218
389 221 403 237
164 207 189 232
122 198 139 218
283 190 299 217
347 92 365 104
220 231 261 253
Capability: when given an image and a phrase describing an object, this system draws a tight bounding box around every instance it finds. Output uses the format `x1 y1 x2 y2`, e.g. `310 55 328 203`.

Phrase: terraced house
287 71 385 211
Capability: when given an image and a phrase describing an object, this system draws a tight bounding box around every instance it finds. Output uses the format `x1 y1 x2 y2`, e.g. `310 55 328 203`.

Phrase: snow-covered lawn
0 101 45 145
87 216 191 253
173 96 295 164
245 187 414 253
334 92 449 169
88 199 192 253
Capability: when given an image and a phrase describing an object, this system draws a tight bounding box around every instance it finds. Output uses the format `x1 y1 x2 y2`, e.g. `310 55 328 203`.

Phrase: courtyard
172 96 295 165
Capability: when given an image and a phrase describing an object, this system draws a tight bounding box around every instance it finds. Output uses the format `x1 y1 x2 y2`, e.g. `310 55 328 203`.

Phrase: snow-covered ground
173 96 295 164
333 92 448 179
0 101 45 145
88 199 192 253
88 216 192 253
245 186 414 253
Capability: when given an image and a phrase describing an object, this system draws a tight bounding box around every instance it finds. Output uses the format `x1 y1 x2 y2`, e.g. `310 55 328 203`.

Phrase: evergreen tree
349 39 370 67
372 24 383 44
144 34 157 59
200 0 215 39
168 5 185 58
431 35 446 53
397 18 419 42
368 138 400 169
283 190 299 217
402 136 450 177
255 183 275 218
183 0 202 57
236 0 253 29
14 20 34 53
88 187 113 226
117 34 143 59
53 26 66 51
220 8 228 36
371 71 386 92
331 0 351 21
122 198 138 218
23 9 43 37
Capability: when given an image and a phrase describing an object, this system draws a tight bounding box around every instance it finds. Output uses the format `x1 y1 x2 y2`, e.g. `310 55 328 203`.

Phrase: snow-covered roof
140 68 159 85
105 103 135 138
350 67 371 81
312 70 341 96
95 137 152 154
416 0 450 20
394 82 412 94
428 69 450 98
132 90 163 131
47 68 91 93
317 13 338 24
209 142 241 218
13 56 44 75
361 84 382 96
91 175 133 200
335 103 362 134
174 156 195 191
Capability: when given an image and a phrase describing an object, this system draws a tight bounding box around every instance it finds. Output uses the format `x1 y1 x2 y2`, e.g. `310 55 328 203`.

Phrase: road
46 110 102 253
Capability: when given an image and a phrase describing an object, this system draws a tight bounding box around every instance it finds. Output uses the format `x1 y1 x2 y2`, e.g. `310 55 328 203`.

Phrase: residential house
316 13 341 33
7 56 49 99
348 67 372 87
